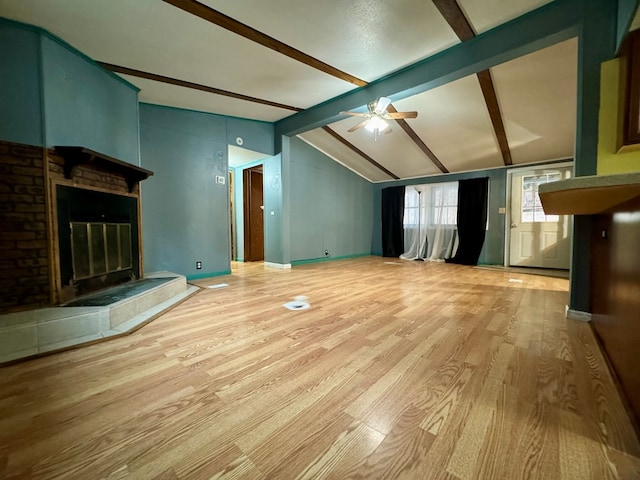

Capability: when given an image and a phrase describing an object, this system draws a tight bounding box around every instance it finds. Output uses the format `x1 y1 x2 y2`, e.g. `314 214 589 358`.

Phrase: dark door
243 166 264 261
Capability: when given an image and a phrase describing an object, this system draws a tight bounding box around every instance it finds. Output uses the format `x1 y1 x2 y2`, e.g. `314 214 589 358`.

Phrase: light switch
498 207 506 214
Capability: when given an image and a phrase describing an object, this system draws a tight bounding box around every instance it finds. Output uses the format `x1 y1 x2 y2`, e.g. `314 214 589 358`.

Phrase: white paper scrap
284 295 310 310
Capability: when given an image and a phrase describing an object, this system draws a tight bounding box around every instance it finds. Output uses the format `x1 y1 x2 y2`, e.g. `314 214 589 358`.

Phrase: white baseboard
565 305 592 322
264 262 292 269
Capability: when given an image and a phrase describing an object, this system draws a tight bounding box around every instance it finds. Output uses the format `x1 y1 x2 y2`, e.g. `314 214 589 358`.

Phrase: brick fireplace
0 140 152 313
0 140 198 364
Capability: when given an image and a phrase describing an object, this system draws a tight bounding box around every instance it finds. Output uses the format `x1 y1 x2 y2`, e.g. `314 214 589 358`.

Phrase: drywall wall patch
284 295 310 311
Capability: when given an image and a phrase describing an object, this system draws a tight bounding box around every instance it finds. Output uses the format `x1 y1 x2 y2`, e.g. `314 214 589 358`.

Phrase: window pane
521 173 561 223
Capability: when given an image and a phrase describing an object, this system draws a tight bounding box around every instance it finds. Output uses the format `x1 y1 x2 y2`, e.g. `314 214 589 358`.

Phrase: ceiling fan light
364 116 389 133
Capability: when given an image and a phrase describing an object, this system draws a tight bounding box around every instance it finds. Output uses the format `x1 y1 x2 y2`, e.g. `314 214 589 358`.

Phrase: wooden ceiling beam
276 2 578 136
432 0 475 41
386 105 449 173
99 62 302 112
321 127 400 180
476 70 513 165
162 0 448 175
432 0 513 166
162 0 367 87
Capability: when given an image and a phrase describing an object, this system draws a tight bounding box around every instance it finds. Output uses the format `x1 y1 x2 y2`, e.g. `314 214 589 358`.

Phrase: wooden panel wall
591 198 640 425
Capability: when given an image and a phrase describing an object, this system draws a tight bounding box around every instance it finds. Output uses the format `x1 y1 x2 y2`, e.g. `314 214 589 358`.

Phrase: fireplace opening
71 222 132 280
57 185 140 301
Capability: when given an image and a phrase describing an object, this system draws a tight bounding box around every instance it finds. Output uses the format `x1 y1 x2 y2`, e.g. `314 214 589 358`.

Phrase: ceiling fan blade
340 111 369 117
347 119 369 132
374 97 392 114
385 111 418 119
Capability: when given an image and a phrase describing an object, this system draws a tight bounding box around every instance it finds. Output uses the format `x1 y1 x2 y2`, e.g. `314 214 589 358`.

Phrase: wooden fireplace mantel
54 146 153 193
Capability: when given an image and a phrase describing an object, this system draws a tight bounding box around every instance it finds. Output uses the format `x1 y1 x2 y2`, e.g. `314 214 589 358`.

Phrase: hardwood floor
1 257 639 479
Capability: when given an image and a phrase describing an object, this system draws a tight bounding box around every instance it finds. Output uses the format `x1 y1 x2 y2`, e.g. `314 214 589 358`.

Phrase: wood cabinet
621 30 640 149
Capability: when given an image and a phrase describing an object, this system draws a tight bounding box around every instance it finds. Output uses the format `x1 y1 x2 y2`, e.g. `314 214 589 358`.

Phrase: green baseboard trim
291 253 370 266
234 258 244 262
186 270 231 281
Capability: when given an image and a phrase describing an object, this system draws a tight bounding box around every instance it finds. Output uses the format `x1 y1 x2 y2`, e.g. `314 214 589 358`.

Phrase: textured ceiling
0 0 579 181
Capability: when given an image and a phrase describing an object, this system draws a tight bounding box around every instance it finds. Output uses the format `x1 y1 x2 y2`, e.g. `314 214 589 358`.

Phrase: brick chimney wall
0 141 50 312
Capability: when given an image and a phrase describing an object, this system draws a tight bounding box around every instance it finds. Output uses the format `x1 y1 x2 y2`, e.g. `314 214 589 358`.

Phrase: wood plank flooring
1 257 639 479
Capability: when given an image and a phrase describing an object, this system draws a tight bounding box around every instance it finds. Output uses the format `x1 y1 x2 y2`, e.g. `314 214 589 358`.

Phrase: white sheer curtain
400 182 459 261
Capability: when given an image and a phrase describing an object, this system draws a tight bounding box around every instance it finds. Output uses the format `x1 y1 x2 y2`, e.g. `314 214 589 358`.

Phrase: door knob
511 223 518 228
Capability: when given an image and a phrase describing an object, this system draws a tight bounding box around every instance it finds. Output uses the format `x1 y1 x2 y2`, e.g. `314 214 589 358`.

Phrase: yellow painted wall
597 58 640 174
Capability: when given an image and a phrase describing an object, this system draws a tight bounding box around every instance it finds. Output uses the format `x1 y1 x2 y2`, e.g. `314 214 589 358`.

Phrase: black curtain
381 186 405 257
447 177 489 265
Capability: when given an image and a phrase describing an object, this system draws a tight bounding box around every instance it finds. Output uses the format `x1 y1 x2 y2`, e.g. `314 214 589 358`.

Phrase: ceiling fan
340 97 418 139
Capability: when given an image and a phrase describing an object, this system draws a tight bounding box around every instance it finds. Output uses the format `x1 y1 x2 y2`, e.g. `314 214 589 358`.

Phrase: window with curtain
431 184 458 225
400 182 459 261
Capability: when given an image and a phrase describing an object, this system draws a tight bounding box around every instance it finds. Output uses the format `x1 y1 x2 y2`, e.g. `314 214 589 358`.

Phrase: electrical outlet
196 261 202 270
324 250 329 257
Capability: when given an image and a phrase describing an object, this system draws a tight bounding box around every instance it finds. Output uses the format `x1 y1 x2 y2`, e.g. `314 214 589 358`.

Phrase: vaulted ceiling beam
162 0 443 176
275 0 579 137
163 0 367 87
476 70 512 165
99 62 302 112
433 0 512 166
321 127 400 180
386 105 448 173
432 0 475 41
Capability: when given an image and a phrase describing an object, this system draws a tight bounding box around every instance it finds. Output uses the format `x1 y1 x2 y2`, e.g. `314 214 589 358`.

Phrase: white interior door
509 166 572 269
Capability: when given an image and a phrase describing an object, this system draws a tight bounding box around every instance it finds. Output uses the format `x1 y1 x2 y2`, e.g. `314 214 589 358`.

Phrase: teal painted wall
140 104 230 277
288 137 373 262
227 118 274 156
263 154 287 264
139 104 276 278
40 35 139 164
0 21 43 145
617 0 640 51
372 168 507 265
0 18 139 163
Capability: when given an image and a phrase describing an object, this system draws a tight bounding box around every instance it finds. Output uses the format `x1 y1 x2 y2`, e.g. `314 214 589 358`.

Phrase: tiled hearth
0 273 198 364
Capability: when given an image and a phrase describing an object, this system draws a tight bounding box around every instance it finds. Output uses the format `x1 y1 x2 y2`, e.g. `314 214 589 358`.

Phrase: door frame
242 165 264 262
504 160 574 267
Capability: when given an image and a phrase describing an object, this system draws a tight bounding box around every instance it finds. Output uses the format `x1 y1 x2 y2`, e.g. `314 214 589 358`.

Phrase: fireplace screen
71 223 132 280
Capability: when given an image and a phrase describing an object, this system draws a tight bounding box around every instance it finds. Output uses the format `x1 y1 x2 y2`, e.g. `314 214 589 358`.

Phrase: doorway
243 165 264 262
507 164 572 269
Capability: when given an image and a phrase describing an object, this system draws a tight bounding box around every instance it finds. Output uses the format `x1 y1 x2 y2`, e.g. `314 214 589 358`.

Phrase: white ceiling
0 0 579 181
228 145 270 168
